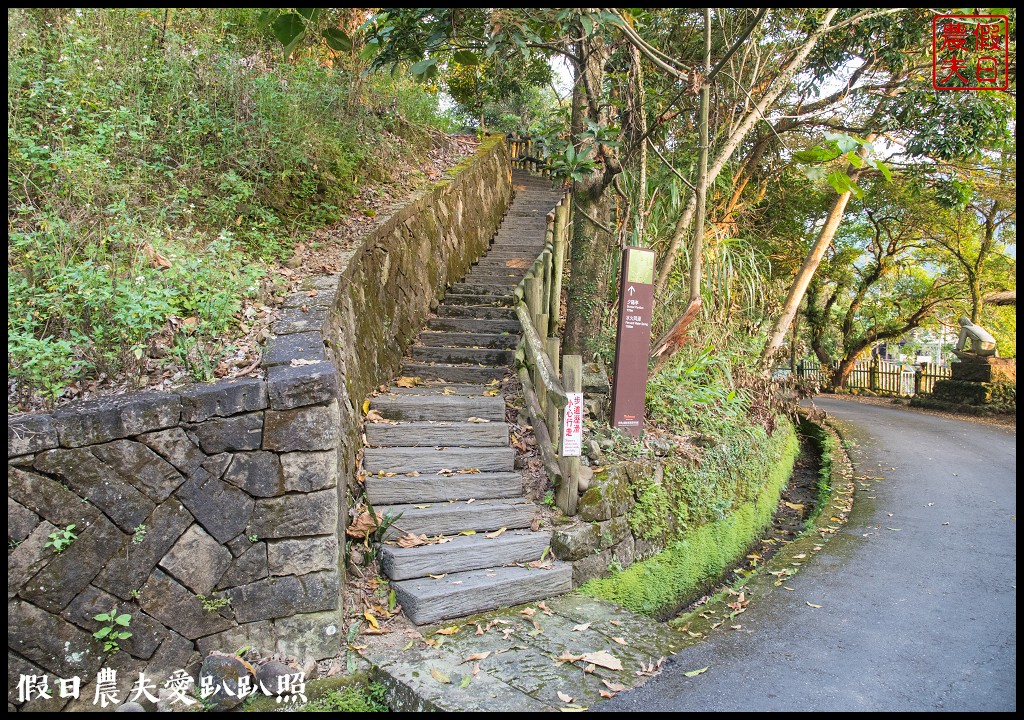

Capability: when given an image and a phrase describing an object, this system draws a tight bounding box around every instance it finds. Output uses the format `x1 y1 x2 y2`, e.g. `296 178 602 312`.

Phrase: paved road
597 397 1016 712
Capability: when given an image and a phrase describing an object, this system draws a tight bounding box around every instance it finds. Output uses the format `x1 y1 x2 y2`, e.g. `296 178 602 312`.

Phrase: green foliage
7 8 456 409
93 606 133 654
297 683 389 712
44 524 78 554
197 592 232 613
131 524 147 544
646 345 750 436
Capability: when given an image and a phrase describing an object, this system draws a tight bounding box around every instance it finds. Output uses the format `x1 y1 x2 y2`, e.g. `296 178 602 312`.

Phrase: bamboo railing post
540 246 552 326
550 199 568 335
556 355 583 516
546 337 561 448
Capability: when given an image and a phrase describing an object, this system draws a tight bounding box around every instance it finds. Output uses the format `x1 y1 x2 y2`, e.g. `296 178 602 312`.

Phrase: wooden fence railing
508 134 553 177
513 192 583 515
793 358 952 396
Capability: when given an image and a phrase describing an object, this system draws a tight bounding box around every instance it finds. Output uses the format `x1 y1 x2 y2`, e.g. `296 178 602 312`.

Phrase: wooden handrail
515 301 568 408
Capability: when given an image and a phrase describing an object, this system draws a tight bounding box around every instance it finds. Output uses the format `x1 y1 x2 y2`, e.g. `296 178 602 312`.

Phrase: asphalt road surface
597 397 1016 712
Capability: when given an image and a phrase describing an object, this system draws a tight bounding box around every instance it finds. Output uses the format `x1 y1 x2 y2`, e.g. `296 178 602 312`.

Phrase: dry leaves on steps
396 376 422 388
345 509 382 539
365 409 398 425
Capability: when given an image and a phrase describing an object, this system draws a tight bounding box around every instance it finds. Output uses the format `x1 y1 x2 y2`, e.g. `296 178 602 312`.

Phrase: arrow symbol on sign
628 285 636 296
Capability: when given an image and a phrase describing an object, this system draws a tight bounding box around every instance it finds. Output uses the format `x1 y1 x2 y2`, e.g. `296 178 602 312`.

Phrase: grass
7 8 459 411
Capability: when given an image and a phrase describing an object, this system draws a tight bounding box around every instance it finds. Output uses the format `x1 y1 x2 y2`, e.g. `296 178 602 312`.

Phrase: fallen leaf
362 400 371 414
466 498 475 504
806 602 822 608
414 504 431 509
463 652 491 663
430 667 451 684
554 651 585 664
459 675 471 689
557 691 574 703
364 611 379 630
537 601 554 615
466 416 491 423
611 637 628 646
475 624 484 636
609 620 622 627
601 680 626 692
784 501 804 511
600 690 615 699
396 376 422 388
436 626 460 636
428 574 447 580
559 707 588 713
521 607 537 616
345 510 381 539
484 527 507 539
684 667 709 678
396 533 429 548
459 530 477 536
472 662 480 676
365 409 398 424
582 650 622 671
572 622 591 632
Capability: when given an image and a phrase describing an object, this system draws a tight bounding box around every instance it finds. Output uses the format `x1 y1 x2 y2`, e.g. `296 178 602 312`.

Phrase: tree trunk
649 8 711 365
759 184 859 369
564 186 614 354
563 30 614 355
832 355 858 389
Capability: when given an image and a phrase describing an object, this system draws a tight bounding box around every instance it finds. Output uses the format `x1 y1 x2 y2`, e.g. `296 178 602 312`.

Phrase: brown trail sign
611 247 655 437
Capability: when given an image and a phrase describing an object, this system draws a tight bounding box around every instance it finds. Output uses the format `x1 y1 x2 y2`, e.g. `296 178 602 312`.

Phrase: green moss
298 682 389 713
582 422 799 618
628 472 670 542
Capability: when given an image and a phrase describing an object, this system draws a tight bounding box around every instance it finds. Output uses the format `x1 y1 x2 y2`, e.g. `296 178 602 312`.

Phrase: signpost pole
610 247 656 437
557 355 583 516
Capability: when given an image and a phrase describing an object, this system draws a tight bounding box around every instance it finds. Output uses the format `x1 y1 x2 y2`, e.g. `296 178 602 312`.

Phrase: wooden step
426 317 520 333
479 250 544 260
442 293 514 307
387 383 495 396
417 331 518 349
402 362 509 384
435 305 516 320
363 446 514 474
365 420 508 447
365 471 522 505
380 529 551 580
377 498 537 539
411 345 513 366
451 283 520 295
393 562 573 625
461 273 525 285
370 393 505 421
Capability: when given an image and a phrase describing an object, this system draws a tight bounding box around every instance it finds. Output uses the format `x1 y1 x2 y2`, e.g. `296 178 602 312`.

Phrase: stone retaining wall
7 137 512 711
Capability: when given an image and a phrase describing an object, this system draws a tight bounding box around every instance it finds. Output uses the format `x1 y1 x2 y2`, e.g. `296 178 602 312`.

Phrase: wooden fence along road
787 358 953 396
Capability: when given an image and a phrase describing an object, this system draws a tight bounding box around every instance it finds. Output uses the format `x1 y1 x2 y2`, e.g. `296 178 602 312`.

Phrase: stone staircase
362 172 571 625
